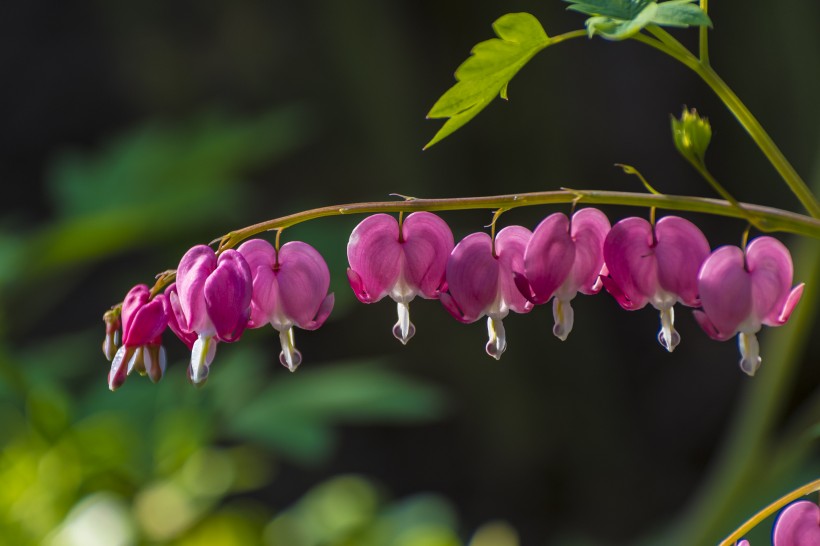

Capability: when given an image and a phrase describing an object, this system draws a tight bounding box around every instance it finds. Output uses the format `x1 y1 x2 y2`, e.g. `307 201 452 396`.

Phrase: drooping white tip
190 335 216 386
552 298 575 341
392 301 416 345
738 332 762 376
279 327 303 372
485 316 507 360
657 306 680 353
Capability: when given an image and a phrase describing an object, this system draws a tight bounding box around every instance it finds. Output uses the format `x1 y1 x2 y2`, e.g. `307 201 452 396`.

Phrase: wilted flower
440 226 532 359
516 208 610 340
238 238 334 371
167 245 252 385
108 284 168 391
694 236 804 376
601 215 710 352
347 212 453 344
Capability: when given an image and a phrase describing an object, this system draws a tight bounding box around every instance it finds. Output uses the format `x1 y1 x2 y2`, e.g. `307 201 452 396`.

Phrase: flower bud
672 107 712 166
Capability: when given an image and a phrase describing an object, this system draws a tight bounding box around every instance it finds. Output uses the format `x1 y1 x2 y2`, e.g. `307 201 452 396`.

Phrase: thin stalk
215 190 820 253
700 0 710 66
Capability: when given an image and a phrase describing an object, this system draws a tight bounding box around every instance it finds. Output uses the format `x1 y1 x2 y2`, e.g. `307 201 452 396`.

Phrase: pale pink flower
440 226 532 359
238 238 334 371
694 236 803 376
516 208 610 340
347 212 453 344
601 216 710 352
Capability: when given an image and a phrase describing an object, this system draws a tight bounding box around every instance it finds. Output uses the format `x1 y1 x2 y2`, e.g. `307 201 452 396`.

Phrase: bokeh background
1 1 819 545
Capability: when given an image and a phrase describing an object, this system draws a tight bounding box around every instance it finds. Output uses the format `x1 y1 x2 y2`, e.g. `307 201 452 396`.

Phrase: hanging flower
515 208 610 340
167 245 252 385
238 238 334 371
107 284 169 391
440 225 532 359
347 212 454 344
601 215 710 352
694 236 804 376
773 500 820 546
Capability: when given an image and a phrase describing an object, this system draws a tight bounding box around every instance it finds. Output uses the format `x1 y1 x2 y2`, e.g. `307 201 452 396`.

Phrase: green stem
629 33 820 218
699 0 710 66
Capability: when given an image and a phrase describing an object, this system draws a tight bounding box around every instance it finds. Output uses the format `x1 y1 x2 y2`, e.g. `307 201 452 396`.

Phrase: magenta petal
237 238 277 274
302 293 335 330
120 285 168 347
514 271 536 303
121 285 150 340
204 249 252 342
693 309 732 341
164 284 197 349
568 208 610 295
248 265 279 328
277 241 332 329
524 213 575 304
772 283 804 326
401 212 454 298
176 245 218 334
654 216 710 306
444 232 498 323
347 214 402 302
745 236 795 325
603 217 655 310
773 500 820 546
440 292 471 323
125 295 168 346
346 268 372 303
697 245 752 335
237 239 278 328
600 274 635 310
495 225 533 314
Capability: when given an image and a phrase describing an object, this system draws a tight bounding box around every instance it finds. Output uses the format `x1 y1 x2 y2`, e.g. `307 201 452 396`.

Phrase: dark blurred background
1 1 818 545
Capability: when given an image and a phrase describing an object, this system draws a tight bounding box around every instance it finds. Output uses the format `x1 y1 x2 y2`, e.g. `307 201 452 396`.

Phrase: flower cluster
103 208 804 389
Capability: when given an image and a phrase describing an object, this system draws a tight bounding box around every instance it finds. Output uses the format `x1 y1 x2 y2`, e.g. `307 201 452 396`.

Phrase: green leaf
425 13 550 148
653 0 712 27
565 0 711 40
565 0 652 19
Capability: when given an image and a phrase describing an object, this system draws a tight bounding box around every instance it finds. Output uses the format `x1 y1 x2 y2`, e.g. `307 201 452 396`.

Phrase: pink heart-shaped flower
773 500 820 546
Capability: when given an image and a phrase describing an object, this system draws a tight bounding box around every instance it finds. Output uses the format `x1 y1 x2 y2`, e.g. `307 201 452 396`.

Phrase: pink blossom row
103 209 803 390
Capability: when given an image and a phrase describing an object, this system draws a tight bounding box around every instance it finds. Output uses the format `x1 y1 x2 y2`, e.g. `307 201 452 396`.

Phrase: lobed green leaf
565 0 711 40
425 12 550 148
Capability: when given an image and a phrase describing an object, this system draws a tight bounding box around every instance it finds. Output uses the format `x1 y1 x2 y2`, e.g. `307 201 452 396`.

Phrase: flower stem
699 0 710 66
215 190 820 254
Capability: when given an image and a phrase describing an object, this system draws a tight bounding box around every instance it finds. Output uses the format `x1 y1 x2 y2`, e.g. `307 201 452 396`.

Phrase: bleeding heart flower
693 236 804 376
773 500 820 546
601 215 710 352
347 212 453 344
108 284 169 391
440 225 532 359
516 208 610 340
168 245 252 385
238 238 334 371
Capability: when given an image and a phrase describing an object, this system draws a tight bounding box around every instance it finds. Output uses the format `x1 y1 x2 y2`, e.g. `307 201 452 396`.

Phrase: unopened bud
102 308 121 361
672 107 712 166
